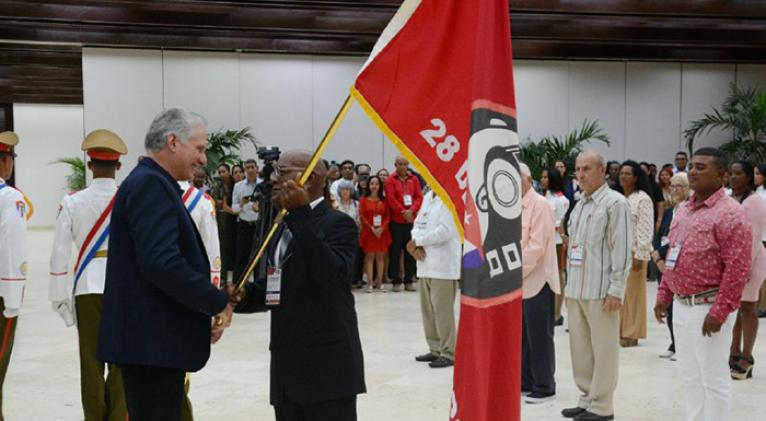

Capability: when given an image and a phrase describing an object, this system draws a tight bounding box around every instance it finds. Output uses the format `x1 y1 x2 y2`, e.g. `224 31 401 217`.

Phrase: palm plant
520 120 610 179
205 127 258 185
52 157 86 192
684 83 766 163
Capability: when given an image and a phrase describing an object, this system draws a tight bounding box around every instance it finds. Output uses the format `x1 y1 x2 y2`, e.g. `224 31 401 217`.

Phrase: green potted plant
520 119 610 179
52 157 86 192
685 83 766 163
205 127 258 186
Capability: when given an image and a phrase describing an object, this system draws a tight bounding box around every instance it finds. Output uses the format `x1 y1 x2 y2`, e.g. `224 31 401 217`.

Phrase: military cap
81 129 128 161
0 131 19 157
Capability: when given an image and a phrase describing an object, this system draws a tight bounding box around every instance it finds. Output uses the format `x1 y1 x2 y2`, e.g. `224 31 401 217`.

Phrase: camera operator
232 159 261 284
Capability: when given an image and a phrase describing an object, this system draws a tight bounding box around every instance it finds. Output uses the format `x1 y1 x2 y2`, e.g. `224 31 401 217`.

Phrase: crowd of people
1 104 766 421
519 148 766 421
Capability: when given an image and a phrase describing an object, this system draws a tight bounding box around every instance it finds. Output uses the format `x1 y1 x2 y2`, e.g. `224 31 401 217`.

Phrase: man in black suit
98 108 235 421
242 149 366 421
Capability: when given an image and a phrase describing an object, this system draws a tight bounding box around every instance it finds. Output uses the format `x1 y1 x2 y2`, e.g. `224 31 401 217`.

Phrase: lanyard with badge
266 228 291 307
569 206 590 268
665 206 696 270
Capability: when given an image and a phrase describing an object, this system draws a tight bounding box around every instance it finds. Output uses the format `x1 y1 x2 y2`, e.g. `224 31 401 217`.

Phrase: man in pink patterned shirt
654 147 751 421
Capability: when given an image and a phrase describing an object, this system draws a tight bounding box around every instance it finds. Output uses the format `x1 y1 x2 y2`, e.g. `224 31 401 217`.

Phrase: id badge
666 245 682 269
403 194 413 207
570 245 584 267
266 267 282 306
373 214 382 227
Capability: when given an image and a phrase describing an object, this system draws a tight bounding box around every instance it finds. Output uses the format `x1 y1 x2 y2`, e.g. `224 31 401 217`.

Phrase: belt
94 250 108 258
675 288 719 306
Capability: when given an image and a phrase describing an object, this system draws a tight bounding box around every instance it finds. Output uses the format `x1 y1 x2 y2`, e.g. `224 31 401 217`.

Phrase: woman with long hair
651 172 690 360
728 160 766 379
617 160 654 347
231 163 245 183
359 175 392 292
655 167 673 232
541 166 570 326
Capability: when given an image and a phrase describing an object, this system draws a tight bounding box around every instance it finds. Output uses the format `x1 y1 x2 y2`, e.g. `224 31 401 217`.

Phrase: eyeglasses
273 165 304 178
670 184 686 190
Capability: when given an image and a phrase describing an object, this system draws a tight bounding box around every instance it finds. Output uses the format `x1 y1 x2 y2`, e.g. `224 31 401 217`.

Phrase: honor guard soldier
49 129 128 421
0 131 27 420
177 170 221 421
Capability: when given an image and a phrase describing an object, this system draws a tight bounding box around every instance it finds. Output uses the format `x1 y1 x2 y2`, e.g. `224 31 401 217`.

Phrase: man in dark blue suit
98 108 234 421
240 149 366 421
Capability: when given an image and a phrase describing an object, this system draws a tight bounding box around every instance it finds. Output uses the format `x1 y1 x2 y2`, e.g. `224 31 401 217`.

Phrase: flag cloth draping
352 0 523 420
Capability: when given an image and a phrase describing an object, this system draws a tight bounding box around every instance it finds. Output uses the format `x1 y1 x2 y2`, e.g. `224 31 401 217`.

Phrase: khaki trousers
0 299 18 421
182 374 194 421
620 261 648 340
567 298 619 417
554 244 567 320
419 278 457 359
75 294 127 421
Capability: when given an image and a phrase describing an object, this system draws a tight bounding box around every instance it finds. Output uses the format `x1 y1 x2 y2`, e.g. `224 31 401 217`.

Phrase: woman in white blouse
541 166 570 326
617 160 654 347
756 164 766 318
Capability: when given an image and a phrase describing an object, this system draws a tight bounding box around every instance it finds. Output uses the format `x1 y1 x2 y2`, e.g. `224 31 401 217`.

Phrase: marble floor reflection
6 229 766 420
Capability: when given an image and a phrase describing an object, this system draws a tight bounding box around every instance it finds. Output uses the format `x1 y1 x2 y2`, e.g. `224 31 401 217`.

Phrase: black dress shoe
561 407 586 418
574 410 614 421
415 353 438 362
555 316 564 326
429 356 454 368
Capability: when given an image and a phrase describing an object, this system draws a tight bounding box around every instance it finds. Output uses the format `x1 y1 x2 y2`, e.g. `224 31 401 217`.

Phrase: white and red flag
352 0 522 420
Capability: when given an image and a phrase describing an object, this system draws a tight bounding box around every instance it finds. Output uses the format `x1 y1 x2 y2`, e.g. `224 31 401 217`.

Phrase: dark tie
276 227 292 267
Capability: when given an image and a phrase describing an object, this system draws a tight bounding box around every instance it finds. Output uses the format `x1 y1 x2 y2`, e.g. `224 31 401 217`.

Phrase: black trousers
521 283 556 394
234 220 257 284
275 396 357 421
658 274 675 352
120 364 185 421
387 222 416 284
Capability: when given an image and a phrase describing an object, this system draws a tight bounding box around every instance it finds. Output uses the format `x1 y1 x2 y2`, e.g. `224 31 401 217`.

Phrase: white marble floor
5 229 766 420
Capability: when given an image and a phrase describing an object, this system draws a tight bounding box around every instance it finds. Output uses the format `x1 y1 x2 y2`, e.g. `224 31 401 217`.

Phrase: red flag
352 1 522 420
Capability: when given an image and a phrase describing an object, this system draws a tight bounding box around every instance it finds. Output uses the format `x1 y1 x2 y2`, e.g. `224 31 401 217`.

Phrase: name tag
666 245 682 270
403 194 413 207
570 245 584 267
373 214 382 227
266 267 282 306
660 236 670 247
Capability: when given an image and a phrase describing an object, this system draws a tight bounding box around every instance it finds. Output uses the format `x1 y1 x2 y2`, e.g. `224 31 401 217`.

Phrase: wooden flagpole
233 94 355 293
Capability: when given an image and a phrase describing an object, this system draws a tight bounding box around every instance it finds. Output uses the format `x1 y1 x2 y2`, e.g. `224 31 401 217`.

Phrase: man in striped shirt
561 151 632 421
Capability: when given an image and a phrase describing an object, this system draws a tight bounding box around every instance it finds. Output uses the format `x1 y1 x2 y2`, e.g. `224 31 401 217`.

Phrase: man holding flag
352 0 523 419
49 129 129 421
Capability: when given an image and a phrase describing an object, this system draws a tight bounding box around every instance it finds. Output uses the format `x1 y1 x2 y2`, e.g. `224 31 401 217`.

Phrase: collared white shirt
0 177 27 317
49 178 116 302
231 178 260 222
179 181 222 287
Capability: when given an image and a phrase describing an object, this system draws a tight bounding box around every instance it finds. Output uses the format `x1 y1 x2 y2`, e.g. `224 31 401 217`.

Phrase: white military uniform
179 181 221 287
0 177 28 318
49 178 117 324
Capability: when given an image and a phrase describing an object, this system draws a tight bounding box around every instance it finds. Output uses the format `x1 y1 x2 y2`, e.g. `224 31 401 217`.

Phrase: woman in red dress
359 175 392 292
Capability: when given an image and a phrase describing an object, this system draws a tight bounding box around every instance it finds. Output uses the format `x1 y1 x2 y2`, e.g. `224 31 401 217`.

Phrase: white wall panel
625 62 682 166
311 56 386 170
163 51 241 132
240 54 314 160
82 48 163 180
14 104 84 228
515 61 569 143
568 61 627 162
736 64 766 90
680 64 736 152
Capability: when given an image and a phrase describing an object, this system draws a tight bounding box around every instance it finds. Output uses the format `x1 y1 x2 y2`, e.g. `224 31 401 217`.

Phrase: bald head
394 155 409 178
575 150 606 195
272 149 327 204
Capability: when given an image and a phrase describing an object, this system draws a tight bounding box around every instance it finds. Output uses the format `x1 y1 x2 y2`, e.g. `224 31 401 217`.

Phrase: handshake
211 285 245 344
